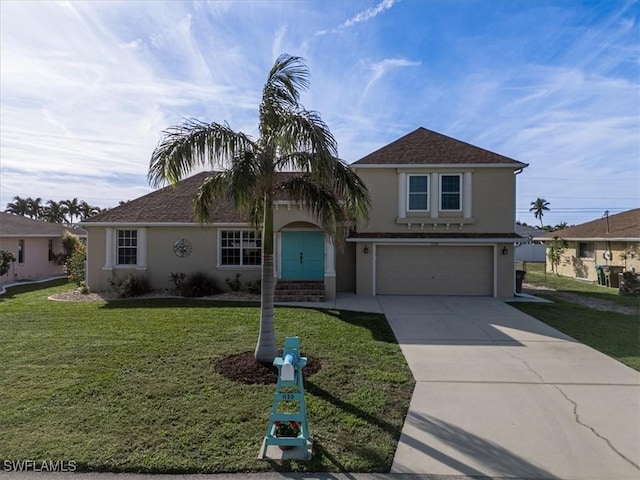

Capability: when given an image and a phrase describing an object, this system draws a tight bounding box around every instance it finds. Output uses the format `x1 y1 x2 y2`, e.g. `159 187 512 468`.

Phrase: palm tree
62 198 81 224
26 197 43 219
5 196 30 216
43 200 67 223
529 197 550 227
148 54 370 363
79 201 101 221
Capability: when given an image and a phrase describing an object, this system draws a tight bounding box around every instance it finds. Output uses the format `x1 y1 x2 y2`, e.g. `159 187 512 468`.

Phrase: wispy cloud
316 0 398 35
1 0 637 225
362 57 421 98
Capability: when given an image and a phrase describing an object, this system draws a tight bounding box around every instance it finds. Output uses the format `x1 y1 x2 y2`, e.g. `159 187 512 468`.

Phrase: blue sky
1 0 638 226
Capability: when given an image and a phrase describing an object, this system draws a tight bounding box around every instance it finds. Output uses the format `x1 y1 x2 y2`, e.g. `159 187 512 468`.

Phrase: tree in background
5 196 30 216
25 197 44 219
529 197 550 227
148 54 370 363
5 198 102 223
79 201 101 221
43 200 67 223
62 198 81 224
547 236 568 275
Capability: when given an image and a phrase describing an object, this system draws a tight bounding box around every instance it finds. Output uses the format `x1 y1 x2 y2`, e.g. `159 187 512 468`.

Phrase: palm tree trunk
255 196 278 363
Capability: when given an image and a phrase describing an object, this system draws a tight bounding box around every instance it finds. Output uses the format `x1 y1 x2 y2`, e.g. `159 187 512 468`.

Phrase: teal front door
281 231 325 280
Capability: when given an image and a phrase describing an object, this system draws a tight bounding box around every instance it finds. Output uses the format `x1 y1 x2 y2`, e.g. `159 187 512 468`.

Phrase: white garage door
376 245 493 296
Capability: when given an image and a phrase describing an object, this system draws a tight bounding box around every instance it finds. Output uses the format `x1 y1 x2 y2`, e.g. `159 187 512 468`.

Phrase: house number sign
173 239 192 258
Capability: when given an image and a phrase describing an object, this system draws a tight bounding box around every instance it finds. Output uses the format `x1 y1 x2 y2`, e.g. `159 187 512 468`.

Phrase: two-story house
82 127 527 298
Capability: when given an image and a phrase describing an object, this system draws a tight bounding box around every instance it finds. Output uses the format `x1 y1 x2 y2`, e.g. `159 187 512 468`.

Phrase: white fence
514 244 546 263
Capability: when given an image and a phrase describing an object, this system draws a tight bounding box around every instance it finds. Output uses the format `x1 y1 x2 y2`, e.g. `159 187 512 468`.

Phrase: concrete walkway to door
379 296 640 480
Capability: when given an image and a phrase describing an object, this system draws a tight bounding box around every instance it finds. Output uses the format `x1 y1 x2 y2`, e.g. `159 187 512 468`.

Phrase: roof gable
0 212 86 237
540 209 640 240
352 127 527 167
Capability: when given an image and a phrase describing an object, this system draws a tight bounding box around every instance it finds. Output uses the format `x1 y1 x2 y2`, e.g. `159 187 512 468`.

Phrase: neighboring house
514 224 546 263
535 209 640 282
0 212 86 284
82 127 527 298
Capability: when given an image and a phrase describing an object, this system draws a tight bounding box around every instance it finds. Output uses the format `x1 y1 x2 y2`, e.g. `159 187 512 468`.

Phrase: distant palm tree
26 197 43 219
79 201 101 221
43 200 67 223
62 198 81 224
148 54 370 363
5 196 30 216
529 198 550 227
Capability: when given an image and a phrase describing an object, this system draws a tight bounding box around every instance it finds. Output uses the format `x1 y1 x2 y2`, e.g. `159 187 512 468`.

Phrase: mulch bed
214 351 321 385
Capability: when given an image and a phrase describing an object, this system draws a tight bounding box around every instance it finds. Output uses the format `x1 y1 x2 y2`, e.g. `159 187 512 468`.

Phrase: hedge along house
535 209 640 282
0 211 86 284
82 127 528 298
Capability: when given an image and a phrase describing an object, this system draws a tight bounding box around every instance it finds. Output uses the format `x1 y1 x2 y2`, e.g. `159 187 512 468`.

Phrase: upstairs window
407 174 429 211
220 230 262 266
117 230 138 265
440 174 461 211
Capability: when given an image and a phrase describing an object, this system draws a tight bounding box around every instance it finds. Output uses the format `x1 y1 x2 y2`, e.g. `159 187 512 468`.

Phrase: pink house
0 212 86 284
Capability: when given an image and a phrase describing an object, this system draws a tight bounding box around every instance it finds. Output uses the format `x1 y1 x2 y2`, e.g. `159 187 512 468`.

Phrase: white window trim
439 173 463 212
115 229 138 266
406 174 430 212
217 229 262 269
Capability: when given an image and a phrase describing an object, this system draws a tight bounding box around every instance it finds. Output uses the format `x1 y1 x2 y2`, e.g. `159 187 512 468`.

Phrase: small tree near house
547 236 568 275
0 250 16 277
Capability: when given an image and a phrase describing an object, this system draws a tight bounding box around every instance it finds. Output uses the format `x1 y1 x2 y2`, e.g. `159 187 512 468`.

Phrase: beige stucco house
82 127 527 298
536 209 640 283
0 212 86 284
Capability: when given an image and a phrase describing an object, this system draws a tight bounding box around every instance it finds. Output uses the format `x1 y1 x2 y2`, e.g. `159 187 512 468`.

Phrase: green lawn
511 265 639 371
520 261 639 308
0 280 414 473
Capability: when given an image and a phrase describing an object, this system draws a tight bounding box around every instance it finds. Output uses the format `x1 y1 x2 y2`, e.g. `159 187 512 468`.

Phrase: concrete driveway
379 295 640 480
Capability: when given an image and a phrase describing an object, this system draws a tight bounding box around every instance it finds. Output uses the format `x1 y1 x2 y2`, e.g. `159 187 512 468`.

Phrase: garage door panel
376 246 493 296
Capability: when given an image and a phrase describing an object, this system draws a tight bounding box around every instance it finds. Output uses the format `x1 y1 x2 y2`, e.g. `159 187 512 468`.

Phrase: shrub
181 272 220 297
0 250 16 277
66 243 86 286
169 272 186 290
226 273 242 292
245 279 261 294
58 231 83 265
110 273 151 298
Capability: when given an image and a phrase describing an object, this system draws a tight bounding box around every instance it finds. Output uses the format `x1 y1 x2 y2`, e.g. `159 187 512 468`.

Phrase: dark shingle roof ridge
352 126 526 166
537 208 640 239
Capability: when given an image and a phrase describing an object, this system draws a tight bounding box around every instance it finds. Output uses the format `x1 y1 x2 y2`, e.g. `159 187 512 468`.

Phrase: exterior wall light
502 246 508 255
364 246 369 254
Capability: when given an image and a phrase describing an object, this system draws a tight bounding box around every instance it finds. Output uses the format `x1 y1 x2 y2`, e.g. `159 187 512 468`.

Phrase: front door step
275 281 325 302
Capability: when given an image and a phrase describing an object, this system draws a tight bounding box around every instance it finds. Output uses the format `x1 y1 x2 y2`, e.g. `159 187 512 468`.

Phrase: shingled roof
83 172 243 224
83 171 305 224
537 209 640 241
352 127 527 167
0 212 86 237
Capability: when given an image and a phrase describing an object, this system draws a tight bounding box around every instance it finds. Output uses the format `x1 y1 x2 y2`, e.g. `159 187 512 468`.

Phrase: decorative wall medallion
173 239 192 258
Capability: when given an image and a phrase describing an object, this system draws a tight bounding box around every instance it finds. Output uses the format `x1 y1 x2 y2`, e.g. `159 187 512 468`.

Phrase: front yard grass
511 298 640 372
0 280 414 473
520 262 639 308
